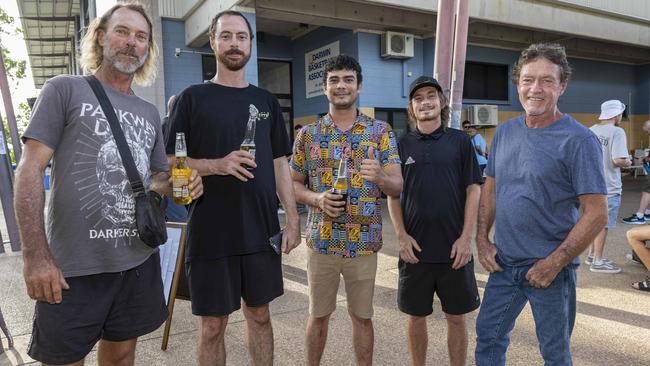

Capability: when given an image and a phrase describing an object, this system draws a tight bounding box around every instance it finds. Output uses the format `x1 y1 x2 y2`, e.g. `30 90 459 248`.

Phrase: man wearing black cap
387 76 482 366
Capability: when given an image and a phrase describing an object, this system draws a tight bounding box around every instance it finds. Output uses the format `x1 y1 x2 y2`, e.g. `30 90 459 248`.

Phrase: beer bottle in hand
332 157 349 204
172 132 192 205
240 104 258 170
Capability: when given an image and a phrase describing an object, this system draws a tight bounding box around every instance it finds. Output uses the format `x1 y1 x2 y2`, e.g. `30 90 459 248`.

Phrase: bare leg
407 316 427 366
198 315 228 366
627 227 650 269
305 314 331 366
637 192 650 214
445 314 468 366
97 339 137 366
242 302 274 366
592 228 608 262
350 312 374 366
0 306 12 349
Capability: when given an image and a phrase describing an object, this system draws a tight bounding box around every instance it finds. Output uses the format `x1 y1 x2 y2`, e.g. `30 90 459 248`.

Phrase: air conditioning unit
469 105 498 126
381 31 414 59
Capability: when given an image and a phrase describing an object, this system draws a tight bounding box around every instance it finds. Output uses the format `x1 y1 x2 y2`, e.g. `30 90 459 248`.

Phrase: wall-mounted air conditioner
381 31 414 59
469 105 498 126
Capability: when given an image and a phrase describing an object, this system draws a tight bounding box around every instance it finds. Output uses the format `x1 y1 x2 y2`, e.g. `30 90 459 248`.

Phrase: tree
0 7 26 85
0 6 29 164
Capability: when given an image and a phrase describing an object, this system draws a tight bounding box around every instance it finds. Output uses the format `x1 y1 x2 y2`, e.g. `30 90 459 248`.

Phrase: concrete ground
1 175 649 365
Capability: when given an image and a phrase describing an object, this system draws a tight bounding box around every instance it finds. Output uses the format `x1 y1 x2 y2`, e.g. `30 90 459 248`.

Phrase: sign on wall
305 41 340 99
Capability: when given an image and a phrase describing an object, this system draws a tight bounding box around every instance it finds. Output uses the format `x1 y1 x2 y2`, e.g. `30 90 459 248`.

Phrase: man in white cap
586 99 631 273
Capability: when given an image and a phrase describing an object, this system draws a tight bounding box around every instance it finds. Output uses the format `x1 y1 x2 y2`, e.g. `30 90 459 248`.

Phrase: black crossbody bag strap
84 75 145 196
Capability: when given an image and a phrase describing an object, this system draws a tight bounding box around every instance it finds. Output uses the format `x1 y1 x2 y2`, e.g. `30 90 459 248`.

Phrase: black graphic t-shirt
23 75 168 277
166 82 291 260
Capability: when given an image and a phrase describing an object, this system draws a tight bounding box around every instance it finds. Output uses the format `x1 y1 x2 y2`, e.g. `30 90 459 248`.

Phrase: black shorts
187 251 284 317
398 259 480 316
28 252 168 365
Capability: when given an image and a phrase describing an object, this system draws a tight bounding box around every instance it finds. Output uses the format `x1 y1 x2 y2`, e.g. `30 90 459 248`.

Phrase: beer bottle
332 157 349 204
240 105 257 170
172 132 192 205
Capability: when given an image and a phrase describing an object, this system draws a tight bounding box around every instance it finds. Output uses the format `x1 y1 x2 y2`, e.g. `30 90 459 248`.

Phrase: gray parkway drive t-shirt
23 75 169 277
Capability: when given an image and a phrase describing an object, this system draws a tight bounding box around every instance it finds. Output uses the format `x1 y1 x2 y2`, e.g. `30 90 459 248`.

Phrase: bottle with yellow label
172 132 192 205
332 157 349 204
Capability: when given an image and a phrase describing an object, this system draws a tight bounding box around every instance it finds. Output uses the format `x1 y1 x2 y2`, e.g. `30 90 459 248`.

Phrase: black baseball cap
409 76 443 100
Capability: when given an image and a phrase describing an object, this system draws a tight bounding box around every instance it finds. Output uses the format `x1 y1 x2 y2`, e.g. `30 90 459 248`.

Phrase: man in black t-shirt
387 76 482 366
166 10 300 365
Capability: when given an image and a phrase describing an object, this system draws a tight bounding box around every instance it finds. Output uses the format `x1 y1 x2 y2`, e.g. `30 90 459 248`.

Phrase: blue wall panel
357 33 424 109
635 64 649 115
258 34 292 60
162 19 206 108
291 27 358 118
562 58 635 115
423 38 435 77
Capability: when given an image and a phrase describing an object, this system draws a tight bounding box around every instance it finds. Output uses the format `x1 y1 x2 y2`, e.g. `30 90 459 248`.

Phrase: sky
0 0 117 118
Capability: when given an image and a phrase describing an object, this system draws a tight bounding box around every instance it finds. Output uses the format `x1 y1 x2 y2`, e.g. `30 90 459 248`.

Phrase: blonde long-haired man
14 3 203 365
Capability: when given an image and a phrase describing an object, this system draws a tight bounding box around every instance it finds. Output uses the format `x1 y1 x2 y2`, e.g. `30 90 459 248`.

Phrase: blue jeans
475 258 577 366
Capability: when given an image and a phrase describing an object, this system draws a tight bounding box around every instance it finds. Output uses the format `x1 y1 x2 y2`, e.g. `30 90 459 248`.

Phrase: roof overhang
17 0 85 88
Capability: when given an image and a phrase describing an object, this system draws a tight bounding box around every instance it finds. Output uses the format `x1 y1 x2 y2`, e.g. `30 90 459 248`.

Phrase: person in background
462 120 488 175
625 226 650 291
585 99 630 273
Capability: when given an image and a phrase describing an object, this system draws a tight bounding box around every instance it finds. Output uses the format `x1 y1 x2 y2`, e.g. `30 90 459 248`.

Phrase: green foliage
0 6 27 83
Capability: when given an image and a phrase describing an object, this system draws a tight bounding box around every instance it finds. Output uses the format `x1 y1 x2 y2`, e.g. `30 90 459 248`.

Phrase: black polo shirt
166 82 291 260
398 125 482 263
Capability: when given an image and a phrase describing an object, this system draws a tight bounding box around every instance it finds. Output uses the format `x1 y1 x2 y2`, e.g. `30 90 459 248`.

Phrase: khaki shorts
307 250 378 319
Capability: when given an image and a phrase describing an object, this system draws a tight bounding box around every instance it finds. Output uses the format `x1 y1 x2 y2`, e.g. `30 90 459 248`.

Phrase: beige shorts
307 250 378 319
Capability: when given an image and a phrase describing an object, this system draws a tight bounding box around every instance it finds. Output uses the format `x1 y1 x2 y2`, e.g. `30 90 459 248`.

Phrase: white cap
599 100 625 120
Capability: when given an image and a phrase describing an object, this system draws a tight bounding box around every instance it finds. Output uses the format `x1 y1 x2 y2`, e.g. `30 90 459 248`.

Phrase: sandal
632 277 650 292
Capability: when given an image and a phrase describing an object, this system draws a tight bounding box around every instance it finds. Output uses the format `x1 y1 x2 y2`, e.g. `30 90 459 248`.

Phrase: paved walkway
1 176 649 365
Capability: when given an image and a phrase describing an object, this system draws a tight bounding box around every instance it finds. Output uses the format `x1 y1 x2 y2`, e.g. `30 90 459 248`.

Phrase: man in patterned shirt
290 54 403 366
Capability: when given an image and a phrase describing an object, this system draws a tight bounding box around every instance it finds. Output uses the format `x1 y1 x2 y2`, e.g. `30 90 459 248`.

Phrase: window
463 62 508 101
375 109 409 141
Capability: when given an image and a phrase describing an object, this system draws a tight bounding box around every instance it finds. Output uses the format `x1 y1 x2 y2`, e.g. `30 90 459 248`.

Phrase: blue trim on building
162 21 650 118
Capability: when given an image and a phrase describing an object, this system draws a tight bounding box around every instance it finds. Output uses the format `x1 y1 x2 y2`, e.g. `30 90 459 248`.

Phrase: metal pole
433 0 457 98
0 39 22 163
449 0 469 130
0 109 21 252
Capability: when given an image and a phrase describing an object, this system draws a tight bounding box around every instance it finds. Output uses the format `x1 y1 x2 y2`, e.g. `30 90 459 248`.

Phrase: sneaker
622 214 646 225
584 255 612 265
645 213 650 220
590 260 622 273
626 252 642 266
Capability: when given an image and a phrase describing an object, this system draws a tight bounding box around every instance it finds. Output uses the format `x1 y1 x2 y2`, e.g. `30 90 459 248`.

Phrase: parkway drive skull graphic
96 139 148 226
73 103 156 240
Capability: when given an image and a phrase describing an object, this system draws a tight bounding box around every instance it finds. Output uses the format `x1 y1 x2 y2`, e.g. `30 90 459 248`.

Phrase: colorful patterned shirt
290 112 401 257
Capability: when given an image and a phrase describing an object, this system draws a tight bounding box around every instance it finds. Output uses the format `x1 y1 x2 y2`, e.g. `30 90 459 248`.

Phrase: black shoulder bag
85 76 168 248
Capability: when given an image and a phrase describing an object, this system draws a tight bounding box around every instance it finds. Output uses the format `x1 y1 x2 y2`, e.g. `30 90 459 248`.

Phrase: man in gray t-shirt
474 43 607 366
586 100 630 273
14 4 202 365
